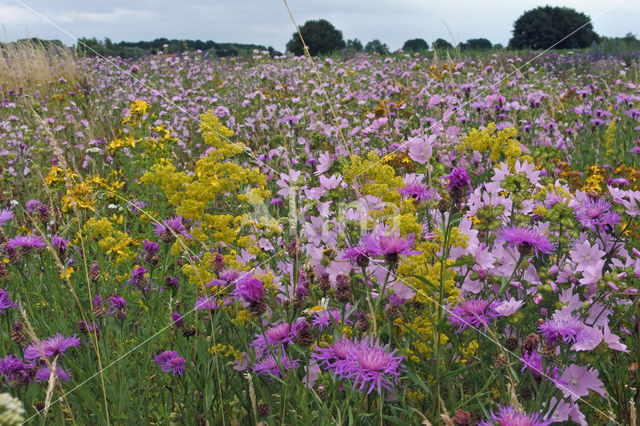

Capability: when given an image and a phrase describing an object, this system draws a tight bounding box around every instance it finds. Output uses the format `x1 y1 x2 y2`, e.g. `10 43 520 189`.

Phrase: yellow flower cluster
343 151 405 224
45 165 77 187
209 343 242 360
457 122 522 167
604 119 616 157
81 217 136 264
122 99 150 124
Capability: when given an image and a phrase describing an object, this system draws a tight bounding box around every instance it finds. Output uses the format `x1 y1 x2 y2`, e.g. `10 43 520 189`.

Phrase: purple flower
234 276 264 302
575 198 620 231
143 240 159 255
332 338 404 395
106 294 127 320
397 183 432 202
343 244 370 268
24 334 81 360
0 209 13 227
447 299 498 333
520 351 560 381
5 235 46 252
0 288 18 314
0 354 31 385
194 295 224 312
253 354 299 378
312 337 360 370
51 235 68 254
498 226 555 257
445 167 471 194
311 309 348 331
171 312 184 328
206 269 239 287
127 266 148 288
153 350 186 376
478 405 551 426
153 216 192 240
35 366 71 384
538 314 585 346
362 227 421 266
558 364 605 402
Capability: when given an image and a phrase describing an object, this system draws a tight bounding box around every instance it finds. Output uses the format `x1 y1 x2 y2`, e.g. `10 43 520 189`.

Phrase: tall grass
0 39 78 90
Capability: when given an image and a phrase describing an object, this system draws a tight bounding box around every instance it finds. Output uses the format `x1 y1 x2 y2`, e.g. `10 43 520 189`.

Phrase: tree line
2 6 638 59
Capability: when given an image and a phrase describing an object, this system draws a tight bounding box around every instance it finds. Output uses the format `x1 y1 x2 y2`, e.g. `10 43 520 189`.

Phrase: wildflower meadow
0 44 640 425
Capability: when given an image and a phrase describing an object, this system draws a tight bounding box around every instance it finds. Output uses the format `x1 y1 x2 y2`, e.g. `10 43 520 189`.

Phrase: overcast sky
1 0 638 51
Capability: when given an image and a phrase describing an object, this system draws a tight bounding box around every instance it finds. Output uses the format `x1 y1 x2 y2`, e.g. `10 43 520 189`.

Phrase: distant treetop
285 19 345 56
432 38 454 50
509 6 599 50
403 38 429 52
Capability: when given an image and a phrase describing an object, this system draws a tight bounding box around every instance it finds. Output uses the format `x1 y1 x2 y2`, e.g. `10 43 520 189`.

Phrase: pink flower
494 297 524 317
407 135 435 164
558 364 605 401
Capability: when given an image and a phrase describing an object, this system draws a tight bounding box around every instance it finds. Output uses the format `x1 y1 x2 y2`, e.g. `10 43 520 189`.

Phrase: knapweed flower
153 350 186 376
253 354 299 378
445 167 471 198
207 269 239 287
234 276 264 302
478 405 551 426
397 183 432 203
51 235 69 255
574 198 620 231
35 367 71 384
127 266 148 288
0 355 31 386
498 226 554 257
171 312 185 328
447 299 498 333
106 294 127 320
153 216 192 242
311 309 348 331
520 351 560 381
0 289 18 314
363 227 421 266
312 337 360 370
332 338 404 395
24 334 81 360
0 209 13 227
538 314 585 346
194 296 225 313
343 244 370 268
5 235 46 252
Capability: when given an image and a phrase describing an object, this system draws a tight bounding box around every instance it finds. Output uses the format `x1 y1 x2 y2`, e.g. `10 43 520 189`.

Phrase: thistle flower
478 405 551 426
194 296 224 313
153 350 186 376
51 235 69 256
498 226 554 257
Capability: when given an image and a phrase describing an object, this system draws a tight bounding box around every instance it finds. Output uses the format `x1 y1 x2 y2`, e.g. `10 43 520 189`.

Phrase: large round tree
509 6 599 50
286 19 345 56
